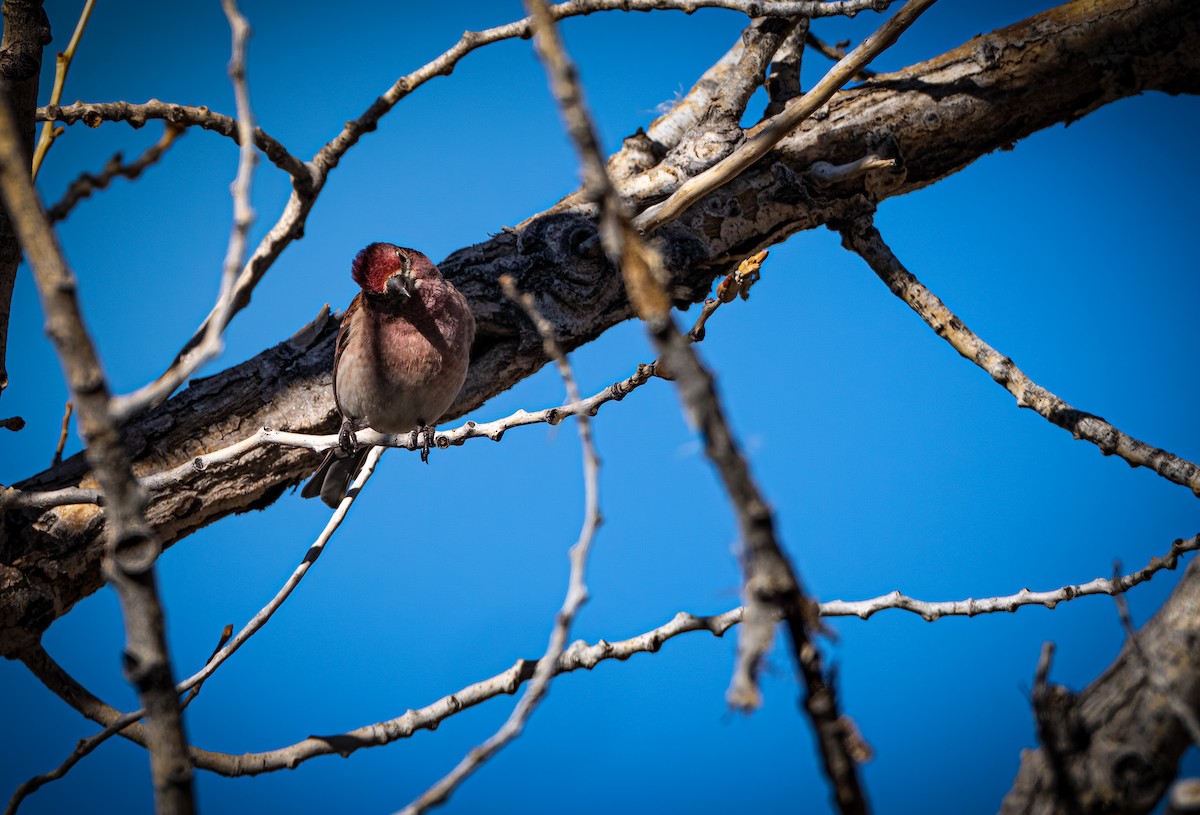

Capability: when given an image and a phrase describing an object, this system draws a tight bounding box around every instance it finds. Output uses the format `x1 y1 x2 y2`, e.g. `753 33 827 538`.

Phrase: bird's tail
300 446 373 508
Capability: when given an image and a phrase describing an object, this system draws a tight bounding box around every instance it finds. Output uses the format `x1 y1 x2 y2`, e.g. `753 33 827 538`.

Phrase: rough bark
0 0 1197 657
0 0 50 398
1001 559 1200 814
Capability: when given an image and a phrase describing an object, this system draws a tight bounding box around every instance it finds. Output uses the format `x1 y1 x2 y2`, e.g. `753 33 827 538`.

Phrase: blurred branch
108 0 259 423
763 17 811 117
50 399 70 466
399 261 604 812
10 447 385 813
0 0 51 401
29 0 94 179
839 216 1200 498
634 0 937 233
47 124 183 223
805 31 877 79
0 78 195 814
510 0 869 812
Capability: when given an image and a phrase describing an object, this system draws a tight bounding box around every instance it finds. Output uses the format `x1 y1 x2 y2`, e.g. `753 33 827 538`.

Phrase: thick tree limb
1 0 1197 657
1001 559 1200 814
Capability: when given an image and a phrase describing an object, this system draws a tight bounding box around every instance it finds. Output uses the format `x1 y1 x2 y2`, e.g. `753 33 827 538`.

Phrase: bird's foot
411 425 436 464
338 421 359 455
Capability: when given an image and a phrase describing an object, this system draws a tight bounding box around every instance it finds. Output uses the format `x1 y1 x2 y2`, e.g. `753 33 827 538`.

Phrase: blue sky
3 1 1198 813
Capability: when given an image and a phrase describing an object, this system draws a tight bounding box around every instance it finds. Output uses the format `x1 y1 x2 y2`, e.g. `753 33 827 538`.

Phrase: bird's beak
386 273 413 298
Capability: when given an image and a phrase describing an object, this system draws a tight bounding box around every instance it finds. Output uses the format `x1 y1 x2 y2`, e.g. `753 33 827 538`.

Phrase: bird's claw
411 425 436 464
338 422 359 455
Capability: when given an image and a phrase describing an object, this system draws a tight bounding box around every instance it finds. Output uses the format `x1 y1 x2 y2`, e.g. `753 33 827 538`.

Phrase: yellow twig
31 0 97 179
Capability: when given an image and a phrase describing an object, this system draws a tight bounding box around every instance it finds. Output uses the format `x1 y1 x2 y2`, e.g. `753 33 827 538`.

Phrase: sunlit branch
30 0 94 179
16 531 1193 791
634 0 937 233
839 216 1200 498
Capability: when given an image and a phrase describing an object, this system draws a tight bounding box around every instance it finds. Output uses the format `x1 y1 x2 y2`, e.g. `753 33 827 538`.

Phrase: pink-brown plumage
302 243 475 507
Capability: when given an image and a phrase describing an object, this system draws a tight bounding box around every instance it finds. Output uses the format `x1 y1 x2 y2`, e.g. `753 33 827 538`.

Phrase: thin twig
51 400 71 466
30 0 95 179
0 80 195 814
47 124 183 223
805 30 878 79
108 0 259 423
839 216 1200 497
37 100 308 181
19 534 1195 788
823 534 1200 620
634 0 937 233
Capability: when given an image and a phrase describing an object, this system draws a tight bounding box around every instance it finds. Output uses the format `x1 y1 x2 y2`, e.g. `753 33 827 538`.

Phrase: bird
301 242 476 508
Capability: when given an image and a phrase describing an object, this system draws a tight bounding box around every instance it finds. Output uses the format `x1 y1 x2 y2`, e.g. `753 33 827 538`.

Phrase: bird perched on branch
302 243 475 507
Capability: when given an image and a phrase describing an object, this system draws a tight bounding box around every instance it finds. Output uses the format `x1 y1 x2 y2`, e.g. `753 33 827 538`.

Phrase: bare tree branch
37 100 308 181
7 446 385 814
509 0 871 810
47 123 183 223
107 0 259 422
804 30 877 78
398 263 604 812
838 216 1200 498
50 399 70 466
1001 559 1200 814
0 81 195 815
763 16 811 117
3 0 1196 661
29 0 93 179
0 0 50 400
823 535 1200 621
15 534 1194 790
634 0 937 232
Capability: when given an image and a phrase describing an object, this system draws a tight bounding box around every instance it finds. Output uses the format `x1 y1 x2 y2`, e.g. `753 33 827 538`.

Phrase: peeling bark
1001 559 1200 815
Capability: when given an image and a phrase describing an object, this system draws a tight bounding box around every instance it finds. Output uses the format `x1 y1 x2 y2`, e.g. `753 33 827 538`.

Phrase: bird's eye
399 251 411 275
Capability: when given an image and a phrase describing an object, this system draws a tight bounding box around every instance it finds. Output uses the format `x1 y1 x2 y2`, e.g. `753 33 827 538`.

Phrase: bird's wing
332 292 361 417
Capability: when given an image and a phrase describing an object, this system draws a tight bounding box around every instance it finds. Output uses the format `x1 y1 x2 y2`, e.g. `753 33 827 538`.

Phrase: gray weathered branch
1001 558 1200 814
1 0 1197 658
